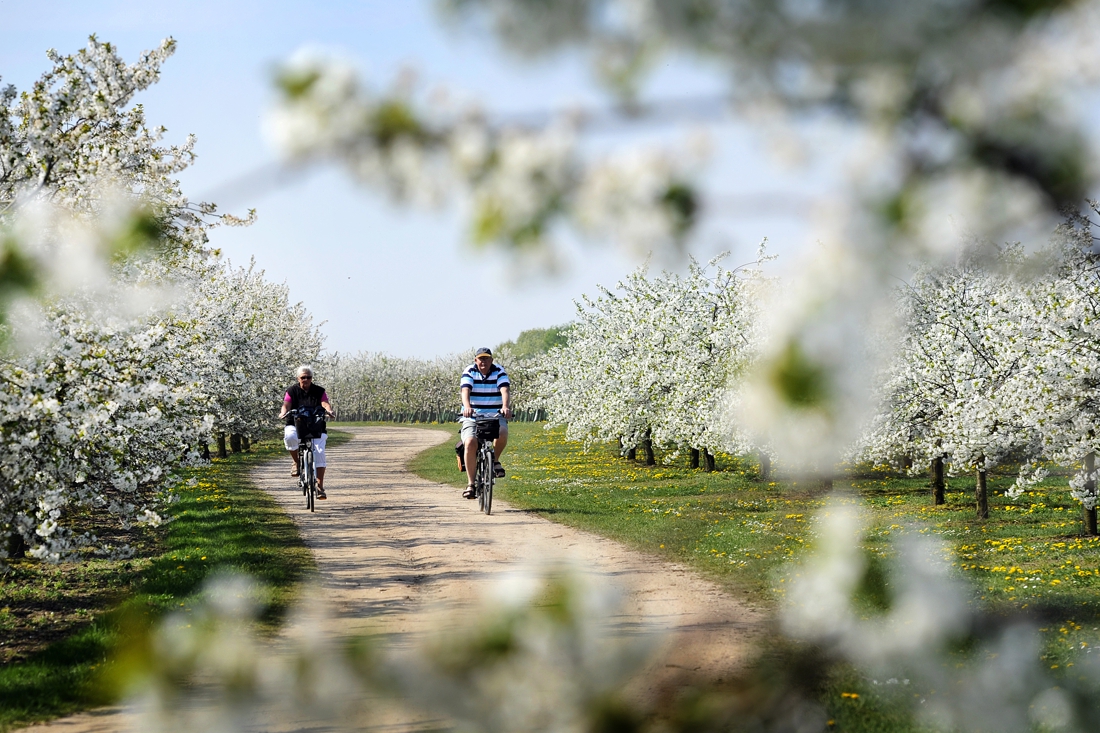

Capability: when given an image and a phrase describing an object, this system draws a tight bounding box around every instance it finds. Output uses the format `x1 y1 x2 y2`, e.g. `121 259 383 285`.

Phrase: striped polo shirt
460 363 510 413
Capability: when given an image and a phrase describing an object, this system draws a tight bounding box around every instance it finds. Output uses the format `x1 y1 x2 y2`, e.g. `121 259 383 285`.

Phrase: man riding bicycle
279 365 335 499
460 347 512 499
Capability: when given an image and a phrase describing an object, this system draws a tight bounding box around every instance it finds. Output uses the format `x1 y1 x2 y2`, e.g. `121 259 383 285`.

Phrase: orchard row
0 40 323 562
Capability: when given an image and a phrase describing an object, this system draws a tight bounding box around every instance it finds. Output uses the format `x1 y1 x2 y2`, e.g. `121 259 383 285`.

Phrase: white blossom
535 252 766 457
0 39 320 563
266 52 701 258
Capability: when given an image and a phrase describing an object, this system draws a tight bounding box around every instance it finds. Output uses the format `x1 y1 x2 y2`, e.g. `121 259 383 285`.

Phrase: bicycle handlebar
459 410 503 420
284 406 335 420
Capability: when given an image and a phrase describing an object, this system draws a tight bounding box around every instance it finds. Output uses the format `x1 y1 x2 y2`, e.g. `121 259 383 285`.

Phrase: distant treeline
322 327 566 424
333 408 549 424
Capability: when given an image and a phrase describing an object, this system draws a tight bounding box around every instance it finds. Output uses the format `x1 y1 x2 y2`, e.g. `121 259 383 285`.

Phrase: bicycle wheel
305 446 316 512
483 468 494 515
476 443 486 512
299 451 307 495
481 443 494 516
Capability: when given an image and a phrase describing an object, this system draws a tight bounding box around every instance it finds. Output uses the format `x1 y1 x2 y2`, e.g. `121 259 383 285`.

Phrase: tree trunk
690 448 700 469
932 455 945 505
217 433 227 459
241 435 250 452
626 447 637 461
230 433 243 453
200 442 211 461
6 531 25 560
643 433 656 466
704 450 716 472
1085 452 1097 537
759 452 771 481
976 461 989 520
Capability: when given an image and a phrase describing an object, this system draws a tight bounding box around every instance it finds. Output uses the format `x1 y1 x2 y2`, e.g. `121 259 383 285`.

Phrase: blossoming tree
860 248 1041 518
0 39 318 562
535 254 762 464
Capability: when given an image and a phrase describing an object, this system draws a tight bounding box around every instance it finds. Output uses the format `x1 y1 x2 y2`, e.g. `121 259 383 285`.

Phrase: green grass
408 422 1100 732
0 431 350 731
405 422 462 481
416 423 1100 615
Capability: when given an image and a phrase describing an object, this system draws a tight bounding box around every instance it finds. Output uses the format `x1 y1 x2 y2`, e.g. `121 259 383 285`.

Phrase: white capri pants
284 425 328 468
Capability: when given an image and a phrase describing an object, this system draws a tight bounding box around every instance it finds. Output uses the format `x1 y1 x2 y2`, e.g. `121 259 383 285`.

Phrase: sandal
493 461 505 478
462 484 476 499
316 488 326 500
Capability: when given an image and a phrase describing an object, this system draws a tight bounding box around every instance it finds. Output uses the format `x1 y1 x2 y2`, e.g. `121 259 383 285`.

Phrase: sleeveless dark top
285 382 327 434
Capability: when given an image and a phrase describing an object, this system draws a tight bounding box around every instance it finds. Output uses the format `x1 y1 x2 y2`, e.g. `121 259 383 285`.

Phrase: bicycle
288 405 327 512
469 412 501 515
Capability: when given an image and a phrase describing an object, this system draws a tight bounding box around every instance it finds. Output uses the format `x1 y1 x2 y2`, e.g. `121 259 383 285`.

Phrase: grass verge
0 431 350 731
409 421 1100 731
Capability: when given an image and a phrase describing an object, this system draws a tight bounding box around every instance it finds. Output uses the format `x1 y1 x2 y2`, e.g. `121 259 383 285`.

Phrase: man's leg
317 467 325 489
489 420 509 478
459 420 477 498
464 436 477 486
491 418 509 478
494 417 509 461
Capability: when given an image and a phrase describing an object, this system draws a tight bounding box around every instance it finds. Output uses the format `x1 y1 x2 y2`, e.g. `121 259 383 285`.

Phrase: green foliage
471 197 507 246
274 66 322 99
0 231 40 317
369 99 431 148
111 209 167 261
496 325 570 359
660 182 698 238
768 339 830 408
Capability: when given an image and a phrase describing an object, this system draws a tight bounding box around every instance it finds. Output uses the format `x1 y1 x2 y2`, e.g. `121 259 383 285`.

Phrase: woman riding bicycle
279 365 335 499
459 347 512 499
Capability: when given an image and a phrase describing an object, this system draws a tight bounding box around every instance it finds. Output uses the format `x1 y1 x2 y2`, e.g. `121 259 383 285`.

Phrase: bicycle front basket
295 411 325 440
474 416 500 440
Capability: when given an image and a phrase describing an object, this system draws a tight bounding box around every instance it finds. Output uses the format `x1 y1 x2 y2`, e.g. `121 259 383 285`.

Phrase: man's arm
322 399 335 418
278 392 291 419
461 386 473 418
500 385 512 419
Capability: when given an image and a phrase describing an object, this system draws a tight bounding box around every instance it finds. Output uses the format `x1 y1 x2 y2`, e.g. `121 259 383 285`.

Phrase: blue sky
1 0 825 358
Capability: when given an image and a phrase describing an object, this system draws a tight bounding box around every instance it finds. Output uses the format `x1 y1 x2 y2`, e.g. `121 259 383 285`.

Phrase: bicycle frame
471 413 500 515
299 437 317 512
476 433 494 515
289 406 325 513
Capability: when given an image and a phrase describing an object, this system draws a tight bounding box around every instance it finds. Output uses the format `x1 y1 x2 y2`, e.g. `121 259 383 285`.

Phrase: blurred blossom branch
128 567 657 733
117 515 1100 733
428 0 1100 468
0 36 256 322
265 49 705 264
8 13 1100 732
778 500 1100 732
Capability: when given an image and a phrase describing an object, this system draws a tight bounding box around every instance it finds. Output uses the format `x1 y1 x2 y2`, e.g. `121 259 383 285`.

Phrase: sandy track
19 427 761 732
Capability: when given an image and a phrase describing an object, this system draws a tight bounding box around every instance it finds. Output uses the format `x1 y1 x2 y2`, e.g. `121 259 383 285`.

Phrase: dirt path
20 427 762 732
